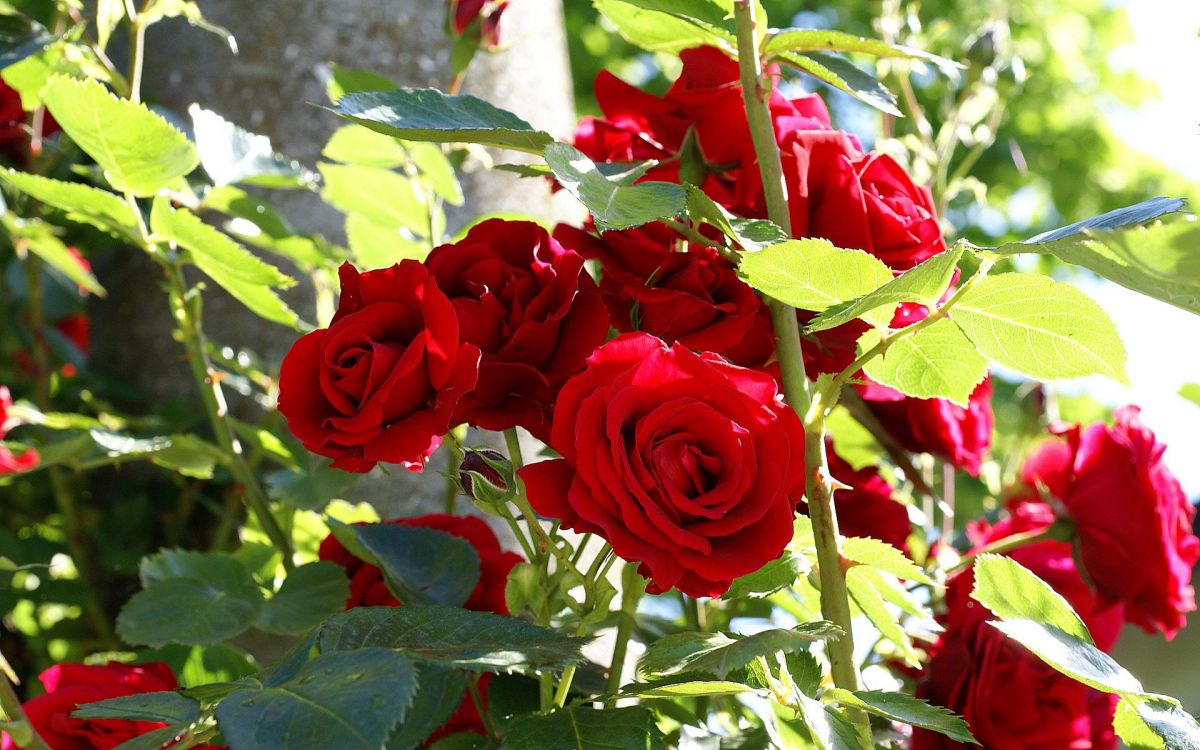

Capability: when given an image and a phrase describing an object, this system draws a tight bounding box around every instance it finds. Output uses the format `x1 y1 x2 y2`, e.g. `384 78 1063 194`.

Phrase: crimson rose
866 377 994 477
1019 407 1199 638
0 386 38 474
826 442 911 551
519 333 806 597
278 261 479 473
1 661 223 750
426 219 608 440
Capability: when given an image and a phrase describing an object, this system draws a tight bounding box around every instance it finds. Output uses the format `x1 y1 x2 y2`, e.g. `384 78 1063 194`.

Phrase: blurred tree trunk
89 0 575 514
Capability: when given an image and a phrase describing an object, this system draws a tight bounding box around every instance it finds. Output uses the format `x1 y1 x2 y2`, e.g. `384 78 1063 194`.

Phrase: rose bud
459 448 514 508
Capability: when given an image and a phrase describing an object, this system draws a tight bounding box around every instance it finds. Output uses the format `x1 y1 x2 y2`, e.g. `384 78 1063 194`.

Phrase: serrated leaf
351 524 480 608
807 245 965 333
951 272 1127 383
776 51 900 116
501 705 666 750
592 0 735 55
640 623 842 679
117 577 263 648
763 29 961 72
256 561 349 635
686 186 788 251
722 551 808 600
266 454 361 511
971 554 1091 643
318 606 587 673
740 238 893 313
4 215 106 296
190 105 315 188
794 692 873 750
840 536 933 586
1117 694 1200 750
42 75 198 196
388 667 468 750
990 620 1142 694
216 649 416 750
109 725 192 750
846 566 920 666
329 88 553 154
319 162 428 234
74 691 199 724
1116 695 1168 750
150 197 299 328
861 317 988 406
1018 196 1185 245
823 689 976 744
0 169 138 235
0 14 54 70
544 142 685 231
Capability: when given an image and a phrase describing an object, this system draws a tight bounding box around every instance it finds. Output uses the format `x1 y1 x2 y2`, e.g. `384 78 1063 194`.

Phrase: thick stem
0 649 51 750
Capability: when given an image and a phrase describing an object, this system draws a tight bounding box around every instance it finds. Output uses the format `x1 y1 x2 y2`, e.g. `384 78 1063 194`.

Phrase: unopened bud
459 448 514 507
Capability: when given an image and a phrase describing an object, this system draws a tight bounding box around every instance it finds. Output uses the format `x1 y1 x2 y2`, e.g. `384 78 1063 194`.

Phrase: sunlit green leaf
860 318 988 406
822 689 976 744
739 238 893 313
544 142 685 231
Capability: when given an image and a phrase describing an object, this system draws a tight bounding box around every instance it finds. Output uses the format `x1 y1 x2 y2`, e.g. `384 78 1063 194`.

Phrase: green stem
127 14 145 103
467 679 497 741
552 663 577 708
946 524 1068 575
503 429 585 579
0 648 51 750
442 431 463 514
659 218 739 263
605 563 646 700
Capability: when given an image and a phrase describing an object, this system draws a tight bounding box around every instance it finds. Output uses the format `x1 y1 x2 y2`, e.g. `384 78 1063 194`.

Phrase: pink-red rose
278 261 480 473
0 386 38 474
426 219 608 441
519 333 806 597
1 661 222 750
1018 406 1199 638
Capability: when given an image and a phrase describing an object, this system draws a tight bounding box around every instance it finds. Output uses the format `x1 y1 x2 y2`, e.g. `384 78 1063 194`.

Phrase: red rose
1019 407 1199 638
519 333 806 597
449 0 508 46
914 501 1123 750
1 661 221 750
318 513 522 614
426 219 608 441
865 377 994 477
278 261 480 473
0 81 59 162
555 222 775 367
825 442 911 552
0 386 38 474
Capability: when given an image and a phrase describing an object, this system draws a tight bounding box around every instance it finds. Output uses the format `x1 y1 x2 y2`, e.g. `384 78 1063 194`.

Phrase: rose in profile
427 219 608 441
520 333 806 597
277 261 479 473
1019 406 1199 638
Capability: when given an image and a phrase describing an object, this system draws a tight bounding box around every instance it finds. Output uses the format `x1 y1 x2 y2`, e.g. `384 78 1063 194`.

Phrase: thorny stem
732 0 861 697
0 647 51 750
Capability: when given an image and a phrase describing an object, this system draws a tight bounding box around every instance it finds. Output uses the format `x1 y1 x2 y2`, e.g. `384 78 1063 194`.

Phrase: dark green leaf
1016 197 1185 245
777 51 900 116
216 648 417 750
0 14 54 70
318 606 588 673
109 726 192 750
544 143 685 231
387 667 468 750
256 561 349 635
823 689 976 744
266 454 361 511
501 705 665 750
74 691 199 724
722 551 807 600
2 215 106 296
190 105 316 188
329 88 553 154
352 523 481 608
640 623 842 679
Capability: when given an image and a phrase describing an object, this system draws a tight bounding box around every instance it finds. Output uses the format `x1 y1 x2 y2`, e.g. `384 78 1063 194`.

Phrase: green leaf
763 29 961 72
619 678 762 699
739 238 893 313
86 430 223 479
323 125 408 168
190 105 316 188
409 142 464 206
150 198 300 328
951 272 1127 383
992 209 1200 316
603 0 731 26
319 162 428 234
501 706 666 750
860 318 988 406
325 66 397 103
822 689 977 744
345 214 429 269
318 606 587 673
1117 694 1200 750
990 620 1142 694
971 554 1091 642
1015 196 1185 245
794 692 873 750
592 0 735 54
0 169 139 235
776 51 900 116
95 0 126 51
387 667 468 750
266 454 361 511
807 245 966 332
256 561 349 635
0 14 54 70
117 569 264 648
846 566 920 666
1181 384 1200 408
330 88 553 154
840 536 933 586
41 75 198 196
544 143 685 231
215 648 417 750
722 551 808 600
109 725 195 750
686 186 788 251
1116 695 1168 750
639 623 842 679
74 691 199 724
3 215 105 296
351 524 481 608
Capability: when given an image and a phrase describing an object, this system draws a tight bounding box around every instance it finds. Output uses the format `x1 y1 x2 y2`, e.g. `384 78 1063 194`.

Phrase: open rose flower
1018 407 1198 638
519 333 806 597
555 222 775 367
278 261 480 473
0 386 38 474
426 219 608 441
866 377 994 477
1 661 222 750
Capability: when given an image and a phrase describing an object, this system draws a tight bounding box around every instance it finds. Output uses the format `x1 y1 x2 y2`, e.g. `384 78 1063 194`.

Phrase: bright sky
1060 1 1200 495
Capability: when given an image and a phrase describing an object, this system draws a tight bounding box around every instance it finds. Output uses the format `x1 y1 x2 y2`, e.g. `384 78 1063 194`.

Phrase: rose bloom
1019 406 1199 638
449 0 508 46
0 80 58 162
865 378 994 477
554 222 775 367
913 501 1124 750
520 333 806 597
426 219 608 441
0 385 38 474
1 661 223 750
278 261 480 473
319 513 520 743
825 442 911 551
